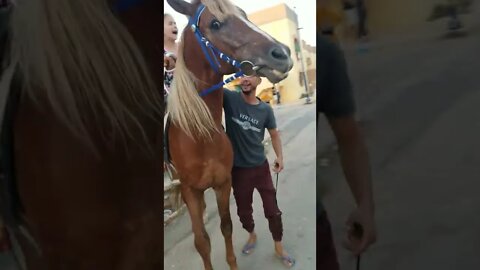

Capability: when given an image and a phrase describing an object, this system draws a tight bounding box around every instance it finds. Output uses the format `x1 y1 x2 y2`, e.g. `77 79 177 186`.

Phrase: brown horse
166 0 293 269
0 0 166 269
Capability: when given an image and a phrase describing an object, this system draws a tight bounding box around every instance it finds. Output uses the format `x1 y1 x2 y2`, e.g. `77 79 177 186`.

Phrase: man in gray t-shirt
224 89 276 168
223 76 295 268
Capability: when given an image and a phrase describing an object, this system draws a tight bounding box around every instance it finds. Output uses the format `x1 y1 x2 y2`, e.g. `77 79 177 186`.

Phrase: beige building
247 4 316 103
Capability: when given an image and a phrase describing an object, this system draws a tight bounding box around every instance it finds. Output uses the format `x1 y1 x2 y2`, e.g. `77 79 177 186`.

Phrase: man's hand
343 205 376 256
268 128 284 174
272 157 284 173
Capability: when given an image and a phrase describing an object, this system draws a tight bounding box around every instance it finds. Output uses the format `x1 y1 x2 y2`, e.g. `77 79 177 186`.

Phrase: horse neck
188 62 224 125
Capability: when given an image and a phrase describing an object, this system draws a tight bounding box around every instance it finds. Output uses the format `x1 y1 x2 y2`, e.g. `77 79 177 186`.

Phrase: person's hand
164 55 176 70
343 205 376 256
272 157 284 173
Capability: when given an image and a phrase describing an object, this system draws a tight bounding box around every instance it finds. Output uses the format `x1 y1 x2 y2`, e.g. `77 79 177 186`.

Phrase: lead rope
274 171 279 207
353 222 363 270
275 172 279 191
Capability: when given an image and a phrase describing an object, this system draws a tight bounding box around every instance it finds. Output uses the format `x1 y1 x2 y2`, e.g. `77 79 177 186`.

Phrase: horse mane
8 0 162 153
167 0 239 141
201 0 240 20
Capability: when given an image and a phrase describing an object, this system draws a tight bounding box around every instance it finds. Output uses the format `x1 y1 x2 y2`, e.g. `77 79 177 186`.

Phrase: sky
164 0 316 46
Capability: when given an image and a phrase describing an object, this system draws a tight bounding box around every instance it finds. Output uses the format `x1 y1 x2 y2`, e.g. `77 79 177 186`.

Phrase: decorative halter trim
188 5 241 74
117 1 258 97
188 4 259 97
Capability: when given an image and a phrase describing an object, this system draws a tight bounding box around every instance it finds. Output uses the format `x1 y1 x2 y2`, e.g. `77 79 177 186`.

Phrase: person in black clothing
317 35 376 269
355 0 368 40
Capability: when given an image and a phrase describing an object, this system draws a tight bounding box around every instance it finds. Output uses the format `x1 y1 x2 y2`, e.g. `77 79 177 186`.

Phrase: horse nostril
270 47 288 61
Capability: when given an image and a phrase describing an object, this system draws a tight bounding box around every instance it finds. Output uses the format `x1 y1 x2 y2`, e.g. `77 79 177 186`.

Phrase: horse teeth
272 70 285 77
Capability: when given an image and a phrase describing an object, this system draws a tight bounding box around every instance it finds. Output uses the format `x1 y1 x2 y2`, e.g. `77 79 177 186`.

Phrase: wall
248 4 316 103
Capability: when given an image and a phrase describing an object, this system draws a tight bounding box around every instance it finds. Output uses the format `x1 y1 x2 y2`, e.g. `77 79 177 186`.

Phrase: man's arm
328 115 373 210
268 128 284 172
327 114 376 256
265 105 283 172
319 36 376 255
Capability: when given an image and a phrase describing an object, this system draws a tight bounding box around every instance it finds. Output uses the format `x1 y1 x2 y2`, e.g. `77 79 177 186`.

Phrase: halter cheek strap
116 1 252 97
188 4 263 96
188 5 243 74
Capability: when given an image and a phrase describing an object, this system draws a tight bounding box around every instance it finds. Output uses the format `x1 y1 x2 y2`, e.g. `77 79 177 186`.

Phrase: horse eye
210 19 222 30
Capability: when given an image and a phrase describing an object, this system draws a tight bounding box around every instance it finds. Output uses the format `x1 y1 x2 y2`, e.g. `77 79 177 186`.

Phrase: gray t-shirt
223 89 277 168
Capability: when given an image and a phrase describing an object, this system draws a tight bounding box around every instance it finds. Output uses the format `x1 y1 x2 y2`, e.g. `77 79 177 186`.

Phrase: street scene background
319 1 480 269
165 101 316 270
163 1 317 269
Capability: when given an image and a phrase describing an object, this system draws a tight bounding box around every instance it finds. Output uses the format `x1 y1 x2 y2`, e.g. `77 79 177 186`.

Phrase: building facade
246 4 316 103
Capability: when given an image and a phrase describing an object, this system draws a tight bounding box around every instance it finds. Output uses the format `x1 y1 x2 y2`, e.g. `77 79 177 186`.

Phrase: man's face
240 76 261 94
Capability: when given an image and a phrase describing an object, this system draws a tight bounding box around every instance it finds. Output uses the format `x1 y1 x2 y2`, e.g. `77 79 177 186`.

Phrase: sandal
241 241 256 255
276 253 296 268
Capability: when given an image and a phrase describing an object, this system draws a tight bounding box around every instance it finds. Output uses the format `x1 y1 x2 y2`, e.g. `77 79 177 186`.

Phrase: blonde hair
9 0 162 153
166 0 239 141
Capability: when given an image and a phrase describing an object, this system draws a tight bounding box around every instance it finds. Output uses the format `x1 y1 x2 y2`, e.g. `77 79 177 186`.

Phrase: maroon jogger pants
231 160 283 241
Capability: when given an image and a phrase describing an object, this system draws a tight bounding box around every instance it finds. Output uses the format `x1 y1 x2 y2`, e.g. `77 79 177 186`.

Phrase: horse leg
214 180 237 270
182 185 213 270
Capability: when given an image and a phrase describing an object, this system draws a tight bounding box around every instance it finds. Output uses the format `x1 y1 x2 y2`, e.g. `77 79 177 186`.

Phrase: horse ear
166 0 196 16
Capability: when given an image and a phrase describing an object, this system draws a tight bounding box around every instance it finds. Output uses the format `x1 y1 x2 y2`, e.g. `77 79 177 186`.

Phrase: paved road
319 7 480 270
164 101 317 270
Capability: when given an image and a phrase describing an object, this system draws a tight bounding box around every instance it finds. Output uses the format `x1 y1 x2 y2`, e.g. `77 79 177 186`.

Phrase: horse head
168 0 294 83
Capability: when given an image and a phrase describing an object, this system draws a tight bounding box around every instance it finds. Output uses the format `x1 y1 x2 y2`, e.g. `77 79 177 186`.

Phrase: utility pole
294 6 311 104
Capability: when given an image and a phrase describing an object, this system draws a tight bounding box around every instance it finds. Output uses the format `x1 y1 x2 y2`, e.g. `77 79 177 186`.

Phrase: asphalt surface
318 7 480 270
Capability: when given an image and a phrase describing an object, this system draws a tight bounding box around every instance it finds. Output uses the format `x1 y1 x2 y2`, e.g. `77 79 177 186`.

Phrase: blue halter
114 1 252 97
189 4 255 97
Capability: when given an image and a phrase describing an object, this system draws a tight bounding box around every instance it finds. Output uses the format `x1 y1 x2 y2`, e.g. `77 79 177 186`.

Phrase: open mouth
256 68 289 84
241 82 252 90
172 30 178 35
